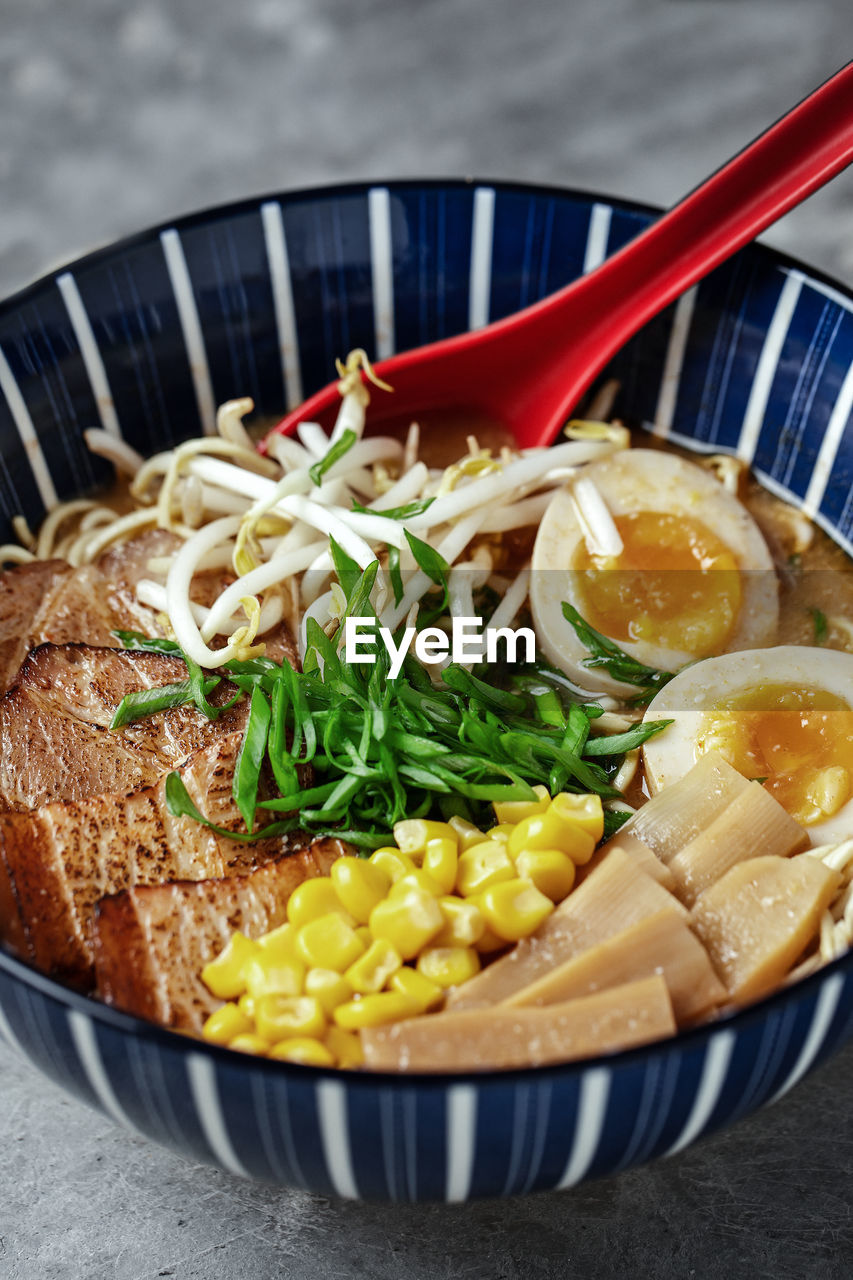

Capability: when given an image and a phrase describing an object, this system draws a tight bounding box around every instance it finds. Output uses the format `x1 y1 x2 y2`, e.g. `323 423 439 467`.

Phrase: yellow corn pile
200 787 604 1066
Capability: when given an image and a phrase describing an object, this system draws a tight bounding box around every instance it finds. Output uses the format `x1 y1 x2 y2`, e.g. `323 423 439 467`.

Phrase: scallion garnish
810 607 828 646
561 603 676 703
115 570 671 845
308 428 357 486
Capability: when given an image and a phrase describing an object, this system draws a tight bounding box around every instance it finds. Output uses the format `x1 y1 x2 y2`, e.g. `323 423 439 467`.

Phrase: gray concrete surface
3 1 853 1276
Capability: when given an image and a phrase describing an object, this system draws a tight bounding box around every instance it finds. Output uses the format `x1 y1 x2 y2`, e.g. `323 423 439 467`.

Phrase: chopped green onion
351 497 435 521
233 686 272 830
109 679 217 729
561 603 676 702
308 428 357 486
810 607 828 646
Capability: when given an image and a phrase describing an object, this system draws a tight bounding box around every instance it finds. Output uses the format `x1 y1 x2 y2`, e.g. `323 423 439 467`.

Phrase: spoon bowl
267 61 853 451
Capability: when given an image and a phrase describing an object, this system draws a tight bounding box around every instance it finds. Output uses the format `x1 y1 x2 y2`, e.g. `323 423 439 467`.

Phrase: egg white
530 449 779 696
642 645 853 845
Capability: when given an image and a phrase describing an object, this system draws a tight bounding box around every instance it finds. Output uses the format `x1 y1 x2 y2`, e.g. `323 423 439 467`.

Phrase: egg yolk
572 511 741 658
697 683 853 826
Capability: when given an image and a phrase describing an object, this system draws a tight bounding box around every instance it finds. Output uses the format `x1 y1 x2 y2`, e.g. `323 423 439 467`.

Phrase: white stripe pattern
556 1068 610 1188
56 272 122 440
737 272 803 463
160 229 217 435
803 359 853 518
0 344 58 507
653 287 698 437
68 1010 144 1136
186 1052 250 1178
445 1084 477 1201
468 187 495 331
664 1030 735 1158
368 187 395 360
317 1079 359 1198
582 204 612 274
261 201 303 411
768 974 844 1107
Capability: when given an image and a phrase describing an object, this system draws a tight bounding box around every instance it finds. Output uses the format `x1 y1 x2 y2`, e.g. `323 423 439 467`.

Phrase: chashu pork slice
0 528 301 695
0 643 248 811
93 840 342 1032
0 559 74 693
0 730 307 987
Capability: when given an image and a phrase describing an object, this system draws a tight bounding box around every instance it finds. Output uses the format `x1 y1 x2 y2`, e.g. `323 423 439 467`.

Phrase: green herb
351 497 435 521
120 577 671 848
233 686 272 829
328 536 362 600
109 678 219 729
810 607 828 646
583 720 673 756
404 530 450 621
561 603 676 703
602 809 632 838
308 428 357 486
113 630 183 655
387 545 404 605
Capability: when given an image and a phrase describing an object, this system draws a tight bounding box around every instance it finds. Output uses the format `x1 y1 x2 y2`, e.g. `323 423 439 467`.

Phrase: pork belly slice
0 529 300 693
0 643 248 811
0 731 307 987
0 560 73 693
93 839 342 1032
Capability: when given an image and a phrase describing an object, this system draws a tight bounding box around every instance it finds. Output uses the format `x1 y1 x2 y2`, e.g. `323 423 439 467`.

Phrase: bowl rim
2 175 853 320
1 175 852 1089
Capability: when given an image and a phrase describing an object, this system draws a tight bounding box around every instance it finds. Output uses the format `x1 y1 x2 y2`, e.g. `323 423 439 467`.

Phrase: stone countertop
2 1 853 1276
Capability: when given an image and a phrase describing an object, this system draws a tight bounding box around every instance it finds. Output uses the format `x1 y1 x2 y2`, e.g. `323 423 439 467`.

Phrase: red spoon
267 61 853 451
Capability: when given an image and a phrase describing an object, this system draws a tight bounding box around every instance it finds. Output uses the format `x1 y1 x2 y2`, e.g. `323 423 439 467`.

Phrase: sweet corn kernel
296 913 366 971
422 837 458 893
201 931 261 1000
389 966 444 1012
475 924 510 954
244 955 305 1000
478 878 554 941
388 869 445 900
434 896 486 947
493 784 550 825
237 993 256 1019
393 818 457 857
369 848 417 882
368 889 443 960
416 946 481 988
287 878 355 929
549 792 604 847
508 810 595 864
256 922 300 962
304 968 354 1015
202 1002 253 1045
514 847 576 902
345 938 403 994
325 1024 365 1068
489 824 515 844
355 925 372 947
229 1033 271 1055
255 994 326 1043
456 841 515 896
268 1037 336 1067
331 856 391 923
334 990 420 1030
449 815 487 850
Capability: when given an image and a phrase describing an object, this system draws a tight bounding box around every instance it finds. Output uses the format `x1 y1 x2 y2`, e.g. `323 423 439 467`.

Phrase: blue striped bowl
1 180 853 1198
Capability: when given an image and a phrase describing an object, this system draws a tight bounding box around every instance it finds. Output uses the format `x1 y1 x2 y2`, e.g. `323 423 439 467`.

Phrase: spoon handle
512 59 853 441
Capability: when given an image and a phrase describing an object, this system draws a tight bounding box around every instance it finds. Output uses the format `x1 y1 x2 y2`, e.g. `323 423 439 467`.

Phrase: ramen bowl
1 180 853 1199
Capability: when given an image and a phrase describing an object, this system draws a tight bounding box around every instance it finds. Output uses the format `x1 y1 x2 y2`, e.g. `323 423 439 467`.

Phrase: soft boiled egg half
642 646 853 845
530 449 779 696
